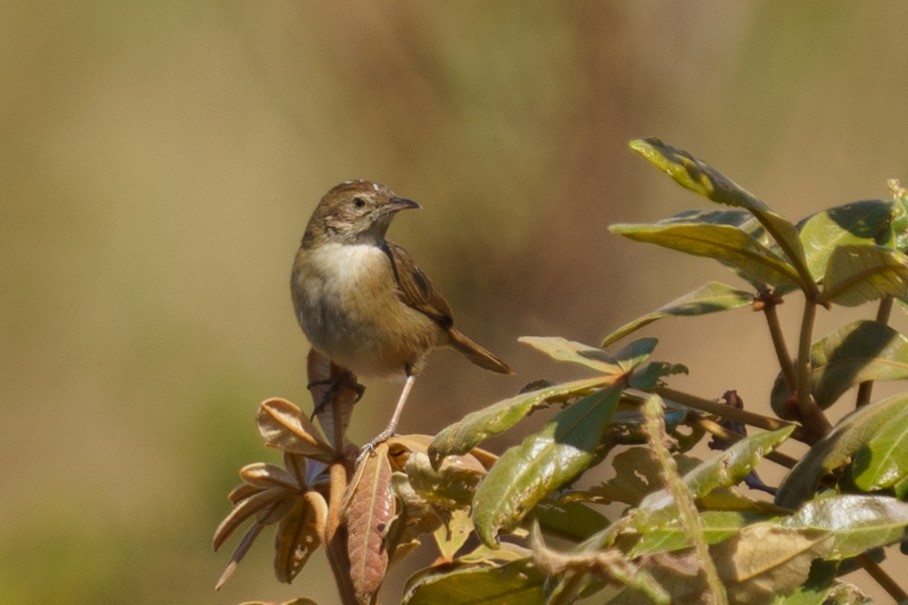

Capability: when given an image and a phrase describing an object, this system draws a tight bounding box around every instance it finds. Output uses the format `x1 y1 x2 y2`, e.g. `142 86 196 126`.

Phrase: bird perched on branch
291 180 513 453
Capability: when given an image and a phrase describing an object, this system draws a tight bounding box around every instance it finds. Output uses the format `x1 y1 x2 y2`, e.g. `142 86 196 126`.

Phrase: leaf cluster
215 141 908 604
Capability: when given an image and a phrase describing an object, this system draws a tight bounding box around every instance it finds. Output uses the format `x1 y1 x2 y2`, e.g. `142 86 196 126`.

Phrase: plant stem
857 552 908 601
654 387 811 444
855 295 894 407
324 460 358 605
693 416 798 469
762 298 798 394
312 352 360 605
795 299 832 439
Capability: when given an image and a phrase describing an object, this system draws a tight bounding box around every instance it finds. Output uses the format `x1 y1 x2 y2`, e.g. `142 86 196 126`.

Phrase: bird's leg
357 372 416 464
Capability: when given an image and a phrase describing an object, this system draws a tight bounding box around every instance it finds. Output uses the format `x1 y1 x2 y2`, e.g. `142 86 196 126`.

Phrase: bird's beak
388 197 422 213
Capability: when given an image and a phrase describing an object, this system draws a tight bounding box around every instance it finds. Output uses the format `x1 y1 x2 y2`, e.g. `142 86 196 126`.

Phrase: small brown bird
291 180 513 450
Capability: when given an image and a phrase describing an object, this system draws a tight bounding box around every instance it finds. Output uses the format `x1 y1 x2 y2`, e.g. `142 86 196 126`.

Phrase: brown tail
448 328 514 374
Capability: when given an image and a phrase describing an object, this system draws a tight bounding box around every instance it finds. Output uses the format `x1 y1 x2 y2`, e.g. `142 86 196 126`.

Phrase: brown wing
382 240 514 375
381 241 454 328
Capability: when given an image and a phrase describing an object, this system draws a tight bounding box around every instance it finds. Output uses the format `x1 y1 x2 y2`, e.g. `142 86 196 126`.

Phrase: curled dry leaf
214 450 328 589
240 462 299 490
274 491 329 584
386 434 433 470
257 398 335 462
388 434 497 473
387 434 492 510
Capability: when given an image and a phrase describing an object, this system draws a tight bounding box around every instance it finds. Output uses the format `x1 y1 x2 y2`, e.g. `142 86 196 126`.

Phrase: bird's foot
355 426 396 467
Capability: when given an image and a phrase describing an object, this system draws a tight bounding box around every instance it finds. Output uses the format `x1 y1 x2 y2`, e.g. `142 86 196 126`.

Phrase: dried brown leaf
307 349 360 449
623 551 708 605
284 451 309 485
215 522 264 590
344 443 394 604
213 488 288 551
713 524 831 605
274 491 328 583
388 434 496 474
228 482 261 505
531 524 669 605
240 462 298 490
257 398 334 461
386 434 432 470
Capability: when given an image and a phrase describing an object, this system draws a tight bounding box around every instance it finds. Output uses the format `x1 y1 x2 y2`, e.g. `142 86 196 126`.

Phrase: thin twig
857 552 908 602
692 416 798 469
654 386 811 444
761 296 798 394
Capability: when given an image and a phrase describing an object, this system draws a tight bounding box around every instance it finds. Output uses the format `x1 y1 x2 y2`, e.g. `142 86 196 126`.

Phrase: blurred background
3 2 908 603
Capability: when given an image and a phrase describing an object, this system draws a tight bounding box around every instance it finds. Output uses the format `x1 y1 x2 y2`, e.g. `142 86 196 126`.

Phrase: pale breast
292 243 443 377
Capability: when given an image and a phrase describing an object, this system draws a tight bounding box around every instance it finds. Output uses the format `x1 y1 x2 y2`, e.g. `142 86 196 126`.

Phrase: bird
290 180 513 454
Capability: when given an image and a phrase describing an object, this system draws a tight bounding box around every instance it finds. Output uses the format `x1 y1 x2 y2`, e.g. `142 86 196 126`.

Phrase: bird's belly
294 244 441 378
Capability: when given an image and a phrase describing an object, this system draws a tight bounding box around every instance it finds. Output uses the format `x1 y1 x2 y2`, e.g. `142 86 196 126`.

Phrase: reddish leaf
345 444 395 603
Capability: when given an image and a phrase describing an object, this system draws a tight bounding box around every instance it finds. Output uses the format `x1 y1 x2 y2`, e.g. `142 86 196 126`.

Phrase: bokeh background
3 2 908 603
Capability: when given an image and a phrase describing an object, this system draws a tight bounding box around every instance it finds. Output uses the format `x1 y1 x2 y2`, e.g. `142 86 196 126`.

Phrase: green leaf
405 451 485 509
628 510 769 558
614 337 659 372
852 404 908 491
518 336 658 375
771 320 908 414
797 199 897 280
529 499 609 542
776 392 908 508
428 376 609 463
602 282 753 347
769 560 842 605
585 447 696 506
629 138 812 290
629 138 765 210
659 208 759 228
820 245 908 306
609 222 800 288
432 508 472 563
627 361 688 390
783 494 908 559
518 336 623 373
773 581 868 605
402 557 544 605
636 426 795 527
472 385 622 545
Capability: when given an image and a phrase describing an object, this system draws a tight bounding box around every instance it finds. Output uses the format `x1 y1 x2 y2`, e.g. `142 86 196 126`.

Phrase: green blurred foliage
2 2 908 603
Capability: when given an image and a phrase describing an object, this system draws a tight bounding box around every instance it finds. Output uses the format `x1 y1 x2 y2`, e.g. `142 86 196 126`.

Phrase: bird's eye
353 197 366 208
